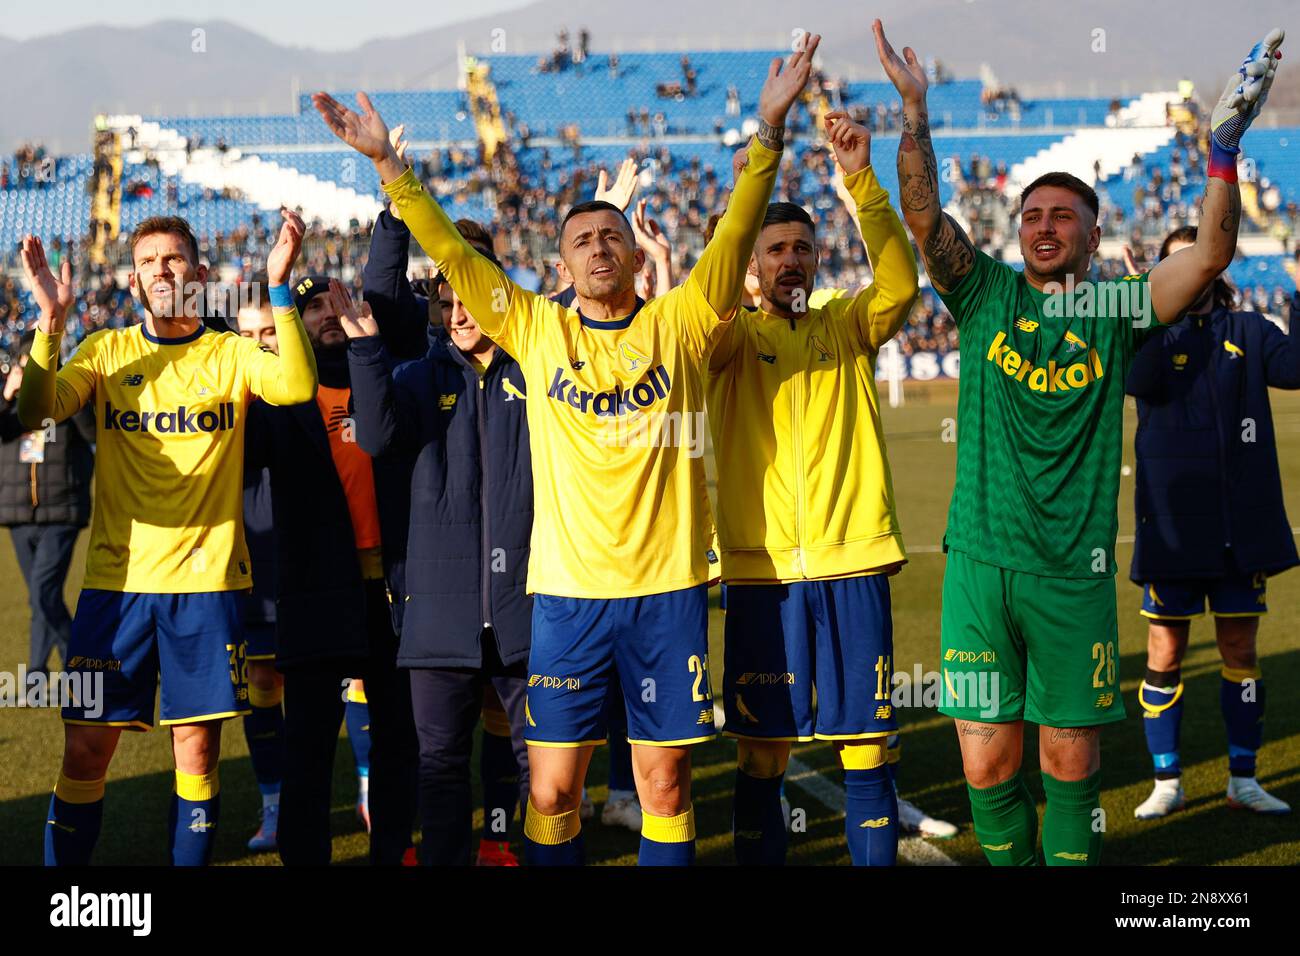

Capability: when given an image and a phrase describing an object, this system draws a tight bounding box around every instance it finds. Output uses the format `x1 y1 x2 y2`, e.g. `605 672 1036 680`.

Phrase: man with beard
875 18 1283 865
313 33 820 865
20 213 317 865
244 277 419 865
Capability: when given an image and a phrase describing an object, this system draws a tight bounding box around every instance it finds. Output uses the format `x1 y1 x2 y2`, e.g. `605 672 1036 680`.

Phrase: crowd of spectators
2 143 56 190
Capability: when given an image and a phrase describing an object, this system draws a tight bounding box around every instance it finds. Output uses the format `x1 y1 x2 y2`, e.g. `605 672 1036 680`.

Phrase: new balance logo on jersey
757 351 776 364
986 331 1104 393
121 374 144 387
103 400 235 433
547 365 671 417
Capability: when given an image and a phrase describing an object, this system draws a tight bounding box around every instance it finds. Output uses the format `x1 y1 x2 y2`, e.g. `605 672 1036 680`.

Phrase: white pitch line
784 755 959 867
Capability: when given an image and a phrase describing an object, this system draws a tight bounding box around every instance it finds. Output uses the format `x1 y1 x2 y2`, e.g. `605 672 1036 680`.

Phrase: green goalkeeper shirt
937 251 1163 579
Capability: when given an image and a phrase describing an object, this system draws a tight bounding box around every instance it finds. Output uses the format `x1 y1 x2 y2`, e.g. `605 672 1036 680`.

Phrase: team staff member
1 330 94 677
1126 226 1299 819
314 36 819 865
709 111 919 866
346 231 534 866
245 275 418 866
233 287 286 851
21 213 318 866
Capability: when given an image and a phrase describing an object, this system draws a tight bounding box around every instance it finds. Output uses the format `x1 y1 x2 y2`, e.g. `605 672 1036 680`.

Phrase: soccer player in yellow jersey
20 212 318 865
314 34 821 865
707 111 919 864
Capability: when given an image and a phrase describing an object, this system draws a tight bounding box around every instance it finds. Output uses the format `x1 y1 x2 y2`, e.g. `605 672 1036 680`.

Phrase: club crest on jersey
547 364 671 417
619 342 651 372
1172 353 1189 370
1014 317 1039 333
811 334 834 362
1224 339 1244 359
1063 330 1087 353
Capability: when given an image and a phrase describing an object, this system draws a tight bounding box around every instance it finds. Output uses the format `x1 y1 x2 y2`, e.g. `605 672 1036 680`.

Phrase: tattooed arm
872 20 975 295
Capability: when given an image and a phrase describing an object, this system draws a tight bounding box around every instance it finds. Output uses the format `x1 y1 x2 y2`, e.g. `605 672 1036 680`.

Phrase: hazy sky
0 0 535 50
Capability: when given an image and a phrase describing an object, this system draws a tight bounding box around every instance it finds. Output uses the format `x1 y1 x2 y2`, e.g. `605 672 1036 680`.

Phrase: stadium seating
0 155 94 252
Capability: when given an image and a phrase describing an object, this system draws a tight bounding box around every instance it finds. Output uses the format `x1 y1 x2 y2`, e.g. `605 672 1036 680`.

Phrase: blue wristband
268 284 295 309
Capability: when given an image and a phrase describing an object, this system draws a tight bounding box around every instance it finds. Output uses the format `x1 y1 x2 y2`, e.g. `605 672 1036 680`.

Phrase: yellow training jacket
707 165 919 582
385 139 782 599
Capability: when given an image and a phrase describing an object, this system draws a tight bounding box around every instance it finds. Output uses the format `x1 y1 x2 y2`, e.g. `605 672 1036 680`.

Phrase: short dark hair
761 202 815 234
559 200 631 246
130 216 200 265
1158 225 1235 311
1019 172 1099 220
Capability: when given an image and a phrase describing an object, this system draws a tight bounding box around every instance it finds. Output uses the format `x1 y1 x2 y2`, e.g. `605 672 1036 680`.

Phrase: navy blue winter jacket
347 333 533 670
1126 295 1300 582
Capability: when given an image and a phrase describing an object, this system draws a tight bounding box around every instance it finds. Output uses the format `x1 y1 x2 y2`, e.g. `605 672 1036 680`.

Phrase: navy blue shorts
1140 573 1267 621
525 585 715 747
62 590 250 730
723 575 896 742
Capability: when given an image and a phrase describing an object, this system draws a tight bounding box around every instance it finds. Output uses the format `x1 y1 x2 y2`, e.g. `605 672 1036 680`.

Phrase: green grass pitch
1 380 1297 865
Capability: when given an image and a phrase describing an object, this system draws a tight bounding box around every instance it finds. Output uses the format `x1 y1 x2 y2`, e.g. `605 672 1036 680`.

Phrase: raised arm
631 198 674 295
690 35 821 317
873 19 976 295
825 111 918 349
337 282 421 457
313 91 531 355
16 235 93 429
244 209 318 406
1148 29 1284 325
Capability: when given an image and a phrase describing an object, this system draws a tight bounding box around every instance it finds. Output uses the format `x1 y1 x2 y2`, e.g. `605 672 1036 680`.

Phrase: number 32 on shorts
1090 641 1116 688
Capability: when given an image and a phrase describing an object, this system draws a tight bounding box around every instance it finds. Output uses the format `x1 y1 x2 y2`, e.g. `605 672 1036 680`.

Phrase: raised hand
594 156 639 212
1210 28 1284 151
825 110 871 176
631 198 672 260
873 19 927 107
731 143 750 184
331 280 377 338
20 236 74 334
390 123 411 166
313 91 398 167
266 208 305 288
758 33 822 128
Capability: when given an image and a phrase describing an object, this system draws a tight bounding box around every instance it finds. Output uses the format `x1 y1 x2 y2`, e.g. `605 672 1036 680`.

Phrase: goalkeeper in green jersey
874 18 1283 866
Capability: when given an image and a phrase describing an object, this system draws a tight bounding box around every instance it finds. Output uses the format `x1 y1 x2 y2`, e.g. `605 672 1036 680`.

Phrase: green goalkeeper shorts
938 549 1126 727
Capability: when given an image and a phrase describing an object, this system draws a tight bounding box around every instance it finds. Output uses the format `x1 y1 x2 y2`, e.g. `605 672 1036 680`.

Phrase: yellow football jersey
708 165 920 583
20 316 316 593
385 139 783 598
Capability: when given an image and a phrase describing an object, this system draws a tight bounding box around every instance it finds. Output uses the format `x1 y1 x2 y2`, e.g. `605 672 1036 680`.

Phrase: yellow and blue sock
608 734 636 795
733 769 787 865
1041 770 1101 867
345 693 371 782
44 773 106 866
639 805 695 866
169 770 220 866
523 799 584 865
243 682 284 804
967 772 1038 866
1220 665 1264 777
1140 668 1184 779
841 742 896 866
480 708 519 842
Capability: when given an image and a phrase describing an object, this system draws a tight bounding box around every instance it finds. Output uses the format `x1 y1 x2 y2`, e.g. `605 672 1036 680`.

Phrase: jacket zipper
29 462 38 508
476 359 493 635
1204 322 1232 549
790 326 806 578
